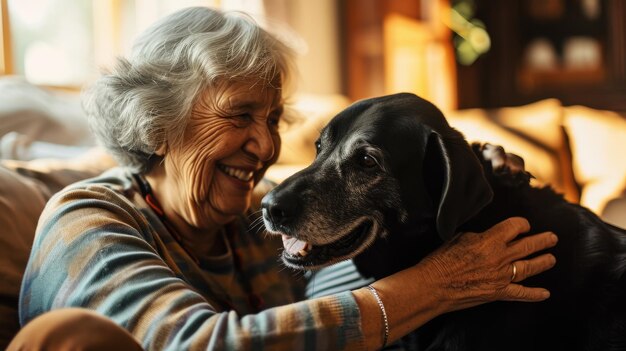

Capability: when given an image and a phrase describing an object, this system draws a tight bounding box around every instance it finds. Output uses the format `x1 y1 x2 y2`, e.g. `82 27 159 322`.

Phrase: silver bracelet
366 284 389 348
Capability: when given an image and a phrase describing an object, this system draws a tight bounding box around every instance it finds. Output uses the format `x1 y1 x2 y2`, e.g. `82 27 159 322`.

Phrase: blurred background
1 0 625 111
1 2 625 347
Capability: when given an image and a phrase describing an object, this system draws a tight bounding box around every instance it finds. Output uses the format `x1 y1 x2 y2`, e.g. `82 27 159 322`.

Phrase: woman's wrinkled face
163 80 283 228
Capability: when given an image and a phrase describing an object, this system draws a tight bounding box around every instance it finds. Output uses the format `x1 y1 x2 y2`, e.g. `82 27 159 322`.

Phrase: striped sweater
19 168 365 350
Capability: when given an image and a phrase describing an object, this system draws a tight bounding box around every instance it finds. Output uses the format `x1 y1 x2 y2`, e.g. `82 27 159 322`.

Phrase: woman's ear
154 142 167 156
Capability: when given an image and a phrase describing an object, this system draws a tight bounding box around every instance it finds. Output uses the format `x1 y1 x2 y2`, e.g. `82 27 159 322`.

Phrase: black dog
262 93 626 351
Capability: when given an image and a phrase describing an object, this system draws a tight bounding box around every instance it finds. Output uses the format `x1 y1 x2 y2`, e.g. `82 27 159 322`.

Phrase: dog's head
262 93 493 270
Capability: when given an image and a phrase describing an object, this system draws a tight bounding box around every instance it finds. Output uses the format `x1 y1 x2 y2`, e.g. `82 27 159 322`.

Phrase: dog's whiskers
248 216 266 235
246 209 263 221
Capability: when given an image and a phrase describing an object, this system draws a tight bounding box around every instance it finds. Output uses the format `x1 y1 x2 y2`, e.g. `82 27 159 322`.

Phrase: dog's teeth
296 243 313 257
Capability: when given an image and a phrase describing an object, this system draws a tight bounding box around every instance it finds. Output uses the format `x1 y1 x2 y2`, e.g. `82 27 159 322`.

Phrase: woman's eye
229 114 253 128
268 116 280 129
359 154 378 168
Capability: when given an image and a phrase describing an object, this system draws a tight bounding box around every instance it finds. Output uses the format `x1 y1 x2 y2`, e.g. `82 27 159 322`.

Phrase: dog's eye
315 141 321 154
360 154 378 168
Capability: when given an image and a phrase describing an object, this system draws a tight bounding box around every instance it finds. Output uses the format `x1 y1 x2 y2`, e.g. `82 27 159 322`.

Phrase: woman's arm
353 217 557 349
20 184 366 350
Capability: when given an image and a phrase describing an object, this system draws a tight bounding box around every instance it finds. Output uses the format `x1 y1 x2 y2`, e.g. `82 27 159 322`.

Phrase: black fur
263 93 626 350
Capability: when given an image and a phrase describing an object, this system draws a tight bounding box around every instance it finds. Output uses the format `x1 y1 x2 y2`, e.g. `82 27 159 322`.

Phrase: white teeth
220 165 254 181
297 243 312 257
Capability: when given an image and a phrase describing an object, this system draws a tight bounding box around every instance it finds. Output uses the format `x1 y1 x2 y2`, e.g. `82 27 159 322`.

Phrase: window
0 0 223 88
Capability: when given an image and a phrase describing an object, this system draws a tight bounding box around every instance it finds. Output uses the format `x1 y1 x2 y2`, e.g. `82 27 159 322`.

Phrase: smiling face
153 79 283 233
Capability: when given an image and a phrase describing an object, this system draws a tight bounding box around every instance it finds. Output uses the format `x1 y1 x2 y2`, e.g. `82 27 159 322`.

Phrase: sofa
1 78 625 347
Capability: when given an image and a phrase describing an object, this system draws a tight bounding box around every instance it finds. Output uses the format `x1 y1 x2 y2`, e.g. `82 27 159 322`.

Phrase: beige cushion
0 149 115 347
277 93 351 164
446 99 580 203
601 194 626 229
492 99 564 150
0 77 92 147
2 148 116 194
268 93 350 182
563 106 626 214
0 166 49 348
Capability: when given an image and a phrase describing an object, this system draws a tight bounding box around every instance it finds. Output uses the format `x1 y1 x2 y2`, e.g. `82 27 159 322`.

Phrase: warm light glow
447 110 560 189
383 14 457 111
8 0 94 86
7 0 222 87
24 41 78 85
564 106 626 213
7 0 52 28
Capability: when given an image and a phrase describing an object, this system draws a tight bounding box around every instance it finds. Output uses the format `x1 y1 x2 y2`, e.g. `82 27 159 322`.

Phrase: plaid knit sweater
19 168 365 350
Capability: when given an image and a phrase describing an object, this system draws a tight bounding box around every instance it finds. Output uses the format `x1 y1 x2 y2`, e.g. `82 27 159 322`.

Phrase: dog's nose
261 191 299 226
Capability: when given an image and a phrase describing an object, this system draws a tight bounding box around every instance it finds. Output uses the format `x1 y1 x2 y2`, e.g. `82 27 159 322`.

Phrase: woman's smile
217 164 255 182
216 163 257 191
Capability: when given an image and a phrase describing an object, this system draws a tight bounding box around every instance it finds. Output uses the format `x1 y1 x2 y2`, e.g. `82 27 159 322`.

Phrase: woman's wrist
353 287 384 350
365 285 389 347
353 263 446 349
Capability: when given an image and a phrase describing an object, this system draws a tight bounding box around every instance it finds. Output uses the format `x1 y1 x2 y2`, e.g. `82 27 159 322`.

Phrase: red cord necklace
131 173 264 312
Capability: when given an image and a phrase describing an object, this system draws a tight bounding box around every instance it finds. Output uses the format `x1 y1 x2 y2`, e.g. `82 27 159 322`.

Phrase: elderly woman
11 7 557 351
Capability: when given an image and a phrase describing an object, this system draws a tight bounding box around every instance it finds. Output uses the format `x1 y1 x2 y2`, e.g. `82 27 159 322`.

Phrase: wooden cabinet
341 0 626 110
341 0 427 102
341 0 457 109
457 0 626 110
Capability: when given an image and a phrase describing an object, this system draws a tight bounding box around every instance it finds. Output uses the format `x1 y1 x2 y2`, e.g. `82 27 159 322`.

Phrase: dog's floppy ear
424 131 494 241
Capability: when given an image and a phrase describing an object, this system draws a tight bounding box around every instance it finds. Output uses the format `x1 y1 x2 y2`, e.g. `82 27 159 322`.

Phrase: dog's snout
261 191 300 226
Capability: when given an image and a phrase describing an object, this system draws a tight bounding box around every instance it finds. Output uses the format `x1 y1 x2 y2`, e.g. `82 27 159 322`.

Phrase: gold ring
511 263 517 282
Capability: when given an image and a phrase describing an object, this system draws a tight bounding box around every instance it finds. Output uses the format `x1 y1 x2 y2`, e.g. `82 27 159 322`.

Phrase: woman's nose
244 122 276 162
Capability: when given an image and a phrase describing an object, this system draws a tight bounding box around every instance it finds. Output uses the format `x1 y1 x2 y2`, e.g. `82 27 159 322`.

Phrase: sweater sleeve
19 185 365 350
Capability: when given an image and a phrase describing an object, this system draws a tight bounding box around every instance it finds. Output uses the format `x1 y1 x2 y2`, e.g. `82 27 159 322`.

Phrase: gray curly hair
82 6 297 173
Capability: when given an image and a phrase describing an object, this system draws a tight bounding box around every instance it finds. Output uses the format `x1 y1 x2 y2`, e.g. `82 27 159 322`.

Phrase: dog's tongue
282 235 309 255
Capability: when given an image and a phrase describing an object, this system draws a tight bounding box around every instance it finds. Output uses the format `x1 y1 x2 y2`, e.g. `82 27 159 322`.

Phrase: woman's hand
420 217 557 312
354 217 557 349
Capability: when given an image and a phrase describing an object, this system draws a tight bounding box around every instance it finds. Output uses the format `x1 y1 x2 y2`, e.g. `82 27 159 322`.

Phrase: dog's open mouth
280 220 374 269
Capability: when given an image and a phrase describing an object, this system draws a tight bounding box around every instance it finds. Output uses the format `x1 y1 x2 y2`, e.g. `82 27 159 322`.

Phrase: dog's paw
471 142 533 187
